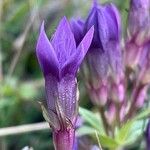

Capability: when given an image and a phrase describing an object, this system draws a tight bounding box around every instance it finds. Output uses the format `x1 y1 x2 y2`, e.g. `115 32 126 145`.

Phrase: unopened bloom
36 17 94 150
72 0 122 79
135 85 148 108
139 42 150 85
71 0 122 106
128 0 150 43
125 0 150 69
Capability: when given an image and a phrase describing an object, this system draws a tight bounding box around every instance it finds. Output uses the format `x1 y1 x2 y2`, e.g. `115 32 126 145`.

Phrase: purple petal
87 48 109 79
70 18 84 46
85 4 104 49
128 0 150 37
97 7 110 50
106 41 122 74
45 75 61 130
57 75 78 125
51 17 76 66
45 75 77 130
131 0 149 9
61 26 94 77
36 22 59 77
104 3 121 40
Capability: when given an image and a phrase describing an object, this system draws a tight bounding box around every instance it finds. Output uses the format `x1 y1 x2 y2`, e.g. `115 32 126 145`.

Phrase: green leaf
115 108 150 146
6 2 29 25
98 134 119 149
79 107 105 135
76 126 96 137
124 119 148 145
134 108 150 120
115 120 134 144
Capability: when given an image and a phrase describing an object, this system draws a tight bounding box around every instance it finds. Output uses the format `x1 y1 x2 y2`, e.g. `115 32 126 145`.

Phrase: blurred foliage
79 107 150 149
0 0 141 149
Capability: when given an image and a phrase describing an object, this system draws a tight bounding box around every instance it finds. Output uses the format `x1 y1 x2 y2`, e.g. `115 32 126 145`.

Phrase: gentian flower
36 17 94 150
125 0 150 69
70 19 84 46
128 0 150 43
71 0 122 106
71 0 122 79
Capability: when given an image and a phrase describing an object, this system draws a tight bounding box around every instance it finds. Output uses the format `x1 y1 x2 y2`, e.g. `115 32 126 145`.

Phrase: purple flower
70 19 84 46
125 0 150 69
71 1 122 106
71 0 122 79
138 41 150 85
128 0 150 44
36 17 94 150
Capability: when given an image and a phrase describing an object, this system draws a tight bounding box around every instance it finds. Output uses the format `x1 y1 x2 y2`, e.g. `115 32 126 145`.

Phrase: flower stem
99 107 109 135
53 128 75 150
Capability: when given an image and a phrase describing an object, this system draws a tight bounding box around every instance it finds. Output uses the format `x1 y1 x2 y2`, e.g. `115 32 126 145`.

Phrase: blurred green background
0 0 129 149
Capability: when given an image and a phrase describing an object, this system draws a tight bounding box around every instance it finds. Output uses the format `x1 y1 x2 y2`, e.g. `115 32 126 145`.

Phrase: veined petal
36 22 59 77
85 5 103 49
105 3 121 40
51 17 76 66
61 26 94 77
70 19 84 46
57 75 78 126
97 7 109 50
107 41 122 74
87 48 109 79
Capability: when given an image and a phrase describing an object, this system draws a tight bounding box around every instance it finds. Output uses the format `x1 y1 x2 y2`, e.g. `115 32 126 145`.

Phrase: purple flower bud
128 0 150 44
139 42 150 85
110 81 125 103
135 85 148 108
70 19 84 46
71 1 122 78
36 17 94 150
88 81 108 106
139 42 150 67
145 120 150 150
125 0 150 69
105 103 116 125
119 105 127 122
125 42 142 69
85 1 122 78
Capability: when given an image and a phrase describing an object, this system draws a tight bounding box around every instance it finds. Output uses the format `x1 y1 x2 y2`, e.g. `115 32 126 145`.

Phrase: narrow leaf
76 126 96 137
115 121 133 144
98 134 119 149
79 107 105 135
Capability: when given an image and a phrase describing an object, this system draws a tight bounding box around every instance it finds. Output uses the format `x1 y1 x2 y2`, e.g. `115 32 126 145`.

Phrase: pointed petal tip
40 21 45 33
90 25 94 33
85 25 94 41
60 16 69 25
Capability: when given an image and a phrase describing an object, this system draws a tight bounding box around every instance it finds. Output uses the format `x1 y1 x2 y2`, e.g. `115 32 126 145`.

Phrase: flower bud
135 85 148 108
88 81 108 106
105 103 116 125
110 81 125 103
128 0 150 44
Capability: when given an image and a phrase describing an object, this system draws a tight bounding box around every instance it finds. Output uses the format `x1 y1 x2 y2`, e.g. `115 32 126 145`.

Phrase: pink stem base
53 128 75 150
